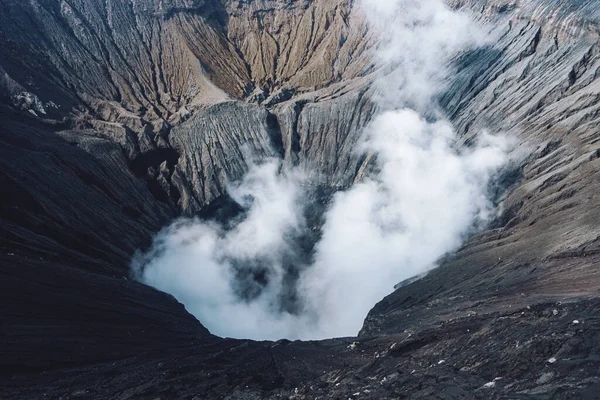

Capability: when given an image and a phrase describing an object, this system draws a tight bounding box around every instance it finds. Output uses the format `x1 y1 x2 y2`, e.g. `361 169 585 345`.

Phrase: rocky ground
1 0 600 398
4 299 599 399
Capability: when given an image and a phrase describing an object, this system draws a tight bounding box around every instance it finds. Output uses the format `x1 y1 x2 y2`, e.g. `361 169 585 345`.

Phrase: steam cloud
133 161 311 339
132 0 512 340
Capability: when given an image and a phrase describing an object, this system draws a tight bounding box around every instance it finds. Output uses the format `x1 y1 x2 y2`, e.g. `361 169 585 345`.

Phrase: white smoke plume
133 0 512 340
133 160 312 340
298 111 510 337
364 0 488 111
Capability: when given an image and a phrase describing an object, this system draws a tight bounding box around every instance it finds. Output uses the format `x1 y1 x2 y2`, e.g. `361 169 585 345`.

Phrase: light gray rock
169 101 279 213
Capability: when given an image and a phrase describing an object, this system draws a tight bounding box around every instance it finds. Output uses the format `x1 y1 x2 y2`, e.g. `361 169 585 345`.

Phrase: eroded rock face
1 0 600 398
170 101 279 213
0 0 378 213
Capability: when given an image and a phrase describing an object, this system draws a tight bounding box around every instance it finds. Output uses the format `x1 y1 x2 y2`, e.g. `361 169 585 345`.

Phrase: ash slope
1 0 600 398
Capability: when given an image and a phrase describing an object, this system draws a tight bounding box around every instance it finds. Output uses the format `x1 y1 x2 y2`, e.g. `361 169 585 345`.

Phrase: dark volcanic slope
0 105 211 374
1 0 600 399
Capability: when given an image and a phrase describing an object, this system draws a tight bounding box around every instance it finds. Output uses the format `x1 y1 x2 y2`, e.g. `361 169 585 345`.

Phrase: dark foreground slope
0 106 211 373
1 0 600 398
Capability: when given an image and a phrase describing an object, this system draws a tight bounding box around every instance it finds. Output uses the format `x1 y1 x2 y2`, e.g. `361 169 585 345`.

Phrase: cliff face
0 0 376 212
1 0 600 398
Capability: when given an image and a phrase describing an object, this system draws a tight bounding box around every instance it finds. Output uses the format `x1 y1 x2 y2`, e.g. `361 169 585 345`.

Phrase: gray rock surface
170 101 279 213
0 0 377 210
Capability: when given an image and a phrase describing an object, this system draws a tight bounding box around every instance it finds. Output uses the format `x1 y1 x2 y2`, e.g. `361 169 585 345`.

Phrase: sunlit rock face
1 0 600 398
